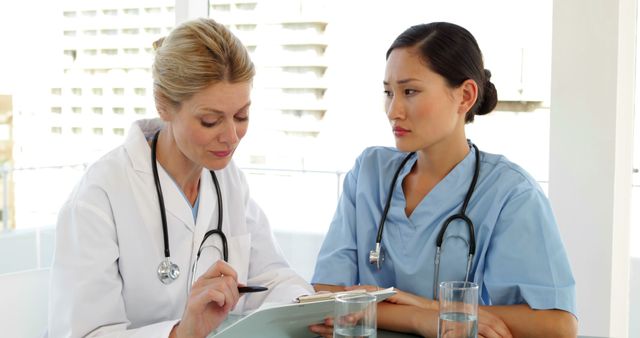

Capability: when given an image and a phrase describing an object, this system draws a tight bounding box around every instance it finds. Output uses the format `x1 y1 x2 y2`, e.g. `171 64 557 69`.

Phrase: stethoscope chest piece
157 257 180 284
369 242 384 270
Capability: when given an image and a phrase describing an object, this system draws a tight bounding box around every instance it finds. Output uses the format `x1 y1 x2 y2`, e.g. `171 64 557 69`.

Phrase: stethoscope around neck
369 143 480 299
152 130 228 286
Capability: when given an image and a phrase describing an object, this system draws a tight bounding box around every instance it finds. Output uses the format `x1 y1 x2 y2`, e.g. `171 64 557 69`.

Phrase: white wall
549 0 636 337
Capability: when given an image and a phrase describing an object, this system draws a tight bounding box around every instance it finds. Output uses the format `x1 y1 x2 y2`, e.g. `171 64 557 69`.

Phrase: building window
71 107 82 114
51 126 62 134
83 30 97 36
93 127 103 135
166 6 175 13
51 88 62 95
113 128 125 136
145 7 161 14
63 30 76 37
71 88 82 96
51 107 62 114
124 48 139 54
122 28 139 35
113 88 124 95
92 88 103 96
63 11 76 18
113 107 125 114
71 127 82 134
100 29 118 36
102 9 117 16
134 88 146 96
134 107 146 115
81 10 97 17
92 107 103 114
145 27 162 34
101 49 118 55
83 49 97 56
123 8 139 15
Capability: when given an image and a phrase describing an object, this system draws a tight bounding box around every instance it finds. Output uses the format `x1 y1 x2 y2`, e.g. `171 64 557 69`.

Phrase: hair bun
152 37 165 51
484 69 492 81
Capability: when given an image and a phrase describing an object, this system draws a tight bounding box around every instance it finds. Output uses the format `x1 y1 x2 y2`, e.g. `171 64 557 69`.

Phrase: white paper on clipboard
209 287 396 338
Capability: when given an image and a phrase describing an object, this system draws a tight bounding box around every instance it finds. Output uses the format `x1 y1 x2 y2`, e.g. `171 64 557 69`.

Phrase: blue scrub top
312 145 576 316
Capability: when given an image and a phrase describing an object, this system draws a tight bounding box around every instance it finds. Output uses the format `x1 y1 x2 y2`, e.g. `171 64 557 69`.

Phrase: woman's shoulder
479 150 543 194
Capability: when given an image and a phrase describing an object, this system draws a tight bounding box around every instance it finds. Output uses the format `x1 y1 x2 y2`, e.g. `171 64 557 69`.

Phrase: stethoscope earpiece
157 258 181 284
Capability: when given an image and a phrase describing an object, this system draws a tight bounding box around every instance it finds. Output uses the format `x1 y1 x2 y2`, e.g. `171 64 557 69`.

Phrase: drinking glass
333 293 377 338
437 281 478 338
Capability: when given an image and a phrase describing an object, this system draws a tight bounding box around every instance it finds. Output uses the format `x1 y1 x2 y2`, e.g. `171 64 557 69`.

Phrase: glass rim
439 281 479 290
334 292 376 303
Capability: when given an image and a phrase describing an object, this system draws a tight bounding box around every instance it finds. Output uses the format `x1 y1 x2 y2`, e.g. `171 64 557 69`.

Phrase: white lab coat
48 119 313 338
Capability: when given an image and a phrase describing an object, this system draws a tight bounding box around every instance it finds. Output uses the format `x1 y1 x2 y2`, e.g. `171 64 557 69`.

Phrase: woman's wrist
410 307 438 337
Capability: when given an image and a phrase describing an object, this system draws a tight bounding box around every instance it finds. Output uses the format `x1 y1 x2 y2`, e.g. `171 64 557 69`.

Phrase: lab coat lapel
157 165 195 232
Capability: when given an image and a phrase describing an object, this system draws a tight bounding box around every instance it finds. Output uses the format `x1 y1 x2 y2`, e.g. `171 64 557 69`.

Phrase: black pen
238 286 268 293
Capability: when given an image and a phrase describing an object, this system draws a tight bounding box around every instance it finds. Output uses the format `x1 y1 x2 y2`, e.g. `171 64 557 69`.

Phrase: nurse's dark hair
151 18 255 112
386 22 497 123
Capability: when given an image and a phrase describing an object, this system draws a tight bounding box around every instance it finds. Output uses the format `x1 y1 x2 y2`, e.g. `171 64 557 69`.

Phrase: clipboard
209 287 396 338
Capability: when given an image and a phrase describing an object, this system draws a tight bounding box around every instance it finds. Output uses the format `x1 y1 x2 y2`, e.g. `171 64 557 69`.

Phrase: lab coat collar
124 119 216 233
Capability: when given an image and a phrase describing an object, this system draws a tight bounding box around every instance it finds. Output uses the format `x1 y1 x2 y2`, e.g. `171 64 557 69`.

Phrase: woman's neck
154 128 202 205
414 137 470 180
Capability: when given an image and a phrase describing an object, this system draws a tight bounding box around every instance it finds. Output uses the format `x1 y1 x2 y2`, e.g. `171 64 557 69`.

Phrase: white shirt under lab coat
48 119 313 338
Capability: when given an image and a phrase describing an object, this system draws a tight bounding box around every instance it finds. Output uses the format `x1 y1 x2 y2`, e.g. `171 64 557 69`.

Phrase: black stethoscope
152 130 229 285
369 143 480 299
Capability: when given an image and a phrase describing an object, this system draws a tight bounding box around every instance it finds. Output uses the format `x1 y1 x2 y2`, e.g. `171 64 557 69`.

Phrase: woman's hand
308 316 335 338
170 260 240 338
476 307 513 338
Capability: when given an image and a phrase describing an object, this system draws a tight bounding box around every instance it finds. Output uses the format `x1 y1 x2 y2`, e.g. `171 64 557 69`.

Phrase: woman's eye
234 115 249 122
404 89 417 95
383 90 393 97
201 120 220 128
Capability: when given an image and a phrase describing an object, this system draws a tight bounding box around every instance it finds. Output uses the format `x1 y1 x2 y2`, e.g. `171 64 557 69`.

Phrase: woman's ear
458 79 478 116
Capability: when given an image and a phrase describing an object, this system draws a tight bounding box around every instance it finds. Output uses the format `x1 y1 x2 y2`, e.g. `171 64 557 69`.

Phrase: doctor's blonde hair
151 18 255 112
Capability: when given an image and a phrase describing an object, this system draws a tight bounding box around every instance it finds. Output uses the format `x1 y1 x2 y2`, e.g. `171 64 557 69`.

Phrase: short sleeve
482 186 576 316
311 158 361 286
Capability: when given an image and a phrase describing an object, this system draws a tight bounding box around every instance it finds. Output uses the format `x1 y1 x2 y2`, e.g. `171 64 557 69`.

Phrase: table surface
378 330 606 338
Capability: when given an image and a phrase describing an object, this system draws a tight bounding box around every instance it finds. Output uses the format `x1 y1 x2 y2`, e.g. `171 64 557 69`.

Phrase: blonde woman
48 18 312 338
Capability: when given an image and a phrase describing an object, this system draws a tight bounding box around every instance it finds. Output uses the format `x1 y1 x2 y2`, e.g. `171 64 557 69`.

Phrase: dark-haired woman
310 22 577 337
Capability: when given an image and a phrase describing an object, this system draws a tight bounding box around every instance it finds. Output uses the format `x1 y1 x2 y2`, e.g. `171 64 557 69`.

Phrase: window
112 88 124 95
92 88 103 96
122 28 139 35
81 10 97 17
113 128 125 136
100 29 117 36
51 126 62 134
145 27 162 34
102 9 117 16
123 8 139 15
134 88 146 96
51 88 61 95
63 11 76 18
101 49 118 56
51 107 62 114
83 30 97 36
123 48 139 54
71 107 82 114
112 107 125 114
71 127 82 134
71 88 82 96
145 7 161 14
134 107 146 115
93 128 103 135
63 30 76 37
92 107 103 114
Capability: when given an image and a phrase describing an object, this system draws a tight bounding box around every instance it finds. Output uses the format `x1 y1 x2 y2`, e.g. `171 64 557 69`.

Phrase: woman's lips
393 127 409 137
211 150 232 157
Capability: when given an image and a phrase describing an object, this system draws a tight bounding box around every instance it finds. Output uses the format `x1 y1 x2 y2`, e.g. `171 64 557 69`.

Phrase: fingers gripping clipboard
209 287 396 338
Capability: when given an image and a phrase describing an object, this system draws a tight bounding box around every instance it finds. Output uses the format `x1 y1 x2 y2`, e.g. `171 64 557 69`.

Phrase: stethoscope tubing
152 130 228 286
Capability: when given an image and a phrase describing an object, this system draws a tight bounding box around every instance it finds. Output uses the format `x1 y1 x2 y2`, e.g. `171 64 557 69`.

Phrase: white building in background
8 0 553 231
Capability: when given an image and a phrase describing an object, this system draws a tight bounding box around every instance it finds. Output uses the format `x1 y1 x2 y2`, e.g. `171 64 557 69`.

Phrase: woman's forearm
377 302 438 337
483 304 577 338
